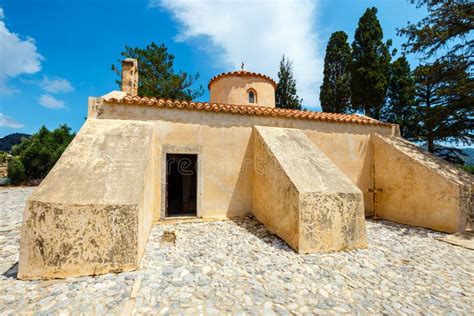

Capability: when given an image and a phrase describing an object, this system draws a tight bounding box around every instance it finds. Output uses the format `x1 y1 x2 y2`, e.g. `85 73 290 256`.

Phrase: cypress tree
350 7 392 119
275 55 302 110
381 56 417 139
320 31 352 113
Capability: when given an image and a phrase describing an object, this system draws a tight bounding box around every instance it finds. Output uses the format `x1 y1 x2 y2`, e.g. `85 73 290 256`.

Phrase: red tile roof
208 70 277 89
103 95 392 127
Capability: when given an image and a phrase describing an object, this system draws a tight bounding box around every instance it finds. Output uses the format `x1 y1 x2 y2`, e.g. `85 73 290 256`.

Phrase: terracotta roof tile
103 95 393 127
208 70 277 89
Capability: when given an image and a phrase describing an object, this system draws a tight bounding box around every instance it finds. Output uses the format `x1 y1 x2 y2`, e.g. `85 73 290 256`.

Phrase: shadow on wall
304 131 375 215
382 136 473 183
357 135 374 216
373 134 473 233
227 133 253 217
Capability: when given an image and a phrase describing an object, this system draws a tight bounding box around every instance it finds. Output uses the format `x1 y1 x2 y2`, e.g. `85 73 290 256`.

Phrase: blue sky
0 0 426 137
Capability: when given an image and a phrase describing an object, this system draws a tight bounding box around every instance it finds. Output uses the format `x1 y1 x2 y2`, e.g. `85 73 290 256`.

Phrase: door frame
161 145 202 219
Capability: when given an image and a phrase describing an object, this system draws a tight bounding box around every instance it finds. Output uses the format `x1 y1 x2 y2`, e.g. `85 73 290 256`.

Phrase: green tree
412 62 473 164
398 0 473 68
275 55 302 110
112 42 204 100
350 7 392 119
399 0 473 164
320 31 352 113
381 56 417 138
9 125 75 183
7 156 26 185
462 165 474 174
0 151 7 164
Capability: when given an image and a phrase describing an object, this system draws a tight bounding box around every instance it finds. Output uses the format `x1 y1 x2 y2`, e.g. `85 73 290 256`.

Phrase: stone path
1 187 473 315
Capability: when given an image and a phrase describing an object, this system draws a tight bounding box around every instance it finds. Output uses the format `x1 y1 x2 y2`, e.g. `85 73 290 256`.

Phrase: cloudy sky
0 0 425 137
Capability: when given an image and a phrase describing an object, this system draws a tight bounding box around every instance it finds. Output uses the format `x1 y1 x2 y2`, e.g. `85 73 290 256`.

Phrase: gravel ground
1 187 473 315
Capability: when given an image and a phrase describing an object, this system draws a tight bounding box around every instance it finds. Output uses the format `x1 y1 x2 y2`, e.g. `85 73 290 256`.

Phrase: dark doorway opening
166 154 197 217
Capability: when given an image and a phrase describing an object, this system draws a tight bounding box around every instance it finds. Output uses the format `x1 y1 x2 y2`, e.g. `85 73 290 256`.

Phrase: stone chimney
121 58 138 96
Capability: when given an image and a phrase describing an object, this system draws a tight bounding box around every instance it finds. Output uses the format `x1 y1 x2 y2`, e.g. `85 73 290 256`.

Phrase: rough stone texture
18 119 155 279
2 187 473 314
121 58 138 96
300 192 366 252
373 134 473 233
252 126 367 253
20 202 138 279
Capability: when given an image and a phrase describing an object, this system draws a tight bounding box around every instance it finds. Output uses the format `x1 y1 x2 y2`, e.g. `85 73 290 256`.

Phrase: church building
18 59 473 279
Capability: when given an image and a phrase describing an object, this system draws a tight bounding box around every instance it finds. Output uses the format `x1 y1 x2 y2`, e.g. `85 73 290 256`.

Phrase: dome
208 70 276 108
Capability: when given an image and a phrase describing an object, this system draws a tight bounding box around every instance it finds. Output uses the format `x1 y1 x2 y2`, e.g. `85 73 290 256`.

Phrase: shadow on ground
230 215 294 253
2 262 18 279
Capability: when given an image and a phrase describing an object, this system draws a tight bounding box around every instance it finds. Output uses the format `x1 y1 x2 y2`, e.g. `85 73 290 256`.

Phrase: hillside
0 133 31 152
461 147 474 166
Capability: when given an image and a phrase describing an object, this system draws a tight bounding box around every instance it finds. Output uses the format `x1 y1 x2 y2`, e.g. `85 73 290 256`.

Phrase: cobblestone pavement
1 187 473 315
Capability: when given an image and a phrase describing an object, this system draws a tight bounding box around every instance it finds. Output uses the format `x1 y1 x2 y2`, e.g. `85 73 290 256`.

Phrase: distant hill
0 133 31 152
461 147 474 166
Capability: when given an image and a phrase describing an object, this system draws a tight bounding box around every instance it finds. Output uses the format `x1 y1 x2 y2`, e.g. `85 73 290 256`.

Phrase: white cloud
39 94 64 109
0 7 43 94
0 113 23 128
40 75 74 93
153 0 323 106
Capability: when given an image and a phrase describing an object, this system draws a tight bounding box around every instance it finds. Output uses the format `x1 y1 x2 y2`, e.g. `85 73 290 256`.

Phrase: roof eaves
102 95 393 128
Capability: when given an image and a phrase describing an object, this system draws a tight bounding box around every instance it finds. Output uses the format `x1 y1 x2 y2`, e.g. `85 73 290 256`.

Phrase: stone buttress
251 126 368 253
18 119 155 279
372 134 473 233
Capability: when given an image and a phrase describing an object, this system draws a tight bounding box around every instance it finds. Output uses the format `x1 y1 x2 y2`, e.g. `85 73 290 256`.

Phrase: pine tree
399 0 473 68
399 0 473 163
350 7 392 119
320 31 352 113
412 62 473 164
275 56 302 110
112 42 204 100
381 56 417 139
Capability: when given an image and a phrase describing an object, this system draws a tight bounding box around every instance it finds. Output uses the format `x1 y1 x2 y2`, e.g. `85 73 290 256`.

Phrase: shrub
7 156 26 185
0 151 7 164
461 165 474 175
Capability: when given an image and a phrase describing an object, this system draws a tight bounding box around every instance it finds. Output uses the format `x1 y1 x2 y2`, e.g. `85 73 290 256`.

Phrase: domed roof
208 70 277 90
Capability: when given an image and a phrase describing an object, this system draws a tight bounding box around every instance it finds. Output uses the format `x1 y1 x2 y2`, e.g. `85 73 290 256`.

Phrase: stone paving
1 187 473 315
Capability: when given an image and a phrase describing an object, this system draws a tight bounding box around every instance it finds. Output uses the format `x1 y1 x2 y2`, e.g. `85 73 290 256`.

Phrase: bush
461 165 474 175
0 151 7 164
7 156 26 185
8 124 75 185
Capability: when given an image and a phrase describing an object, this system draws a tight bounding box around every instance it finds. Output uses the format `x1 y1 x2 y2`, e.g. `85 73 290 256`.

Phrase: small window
248 90 256 103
